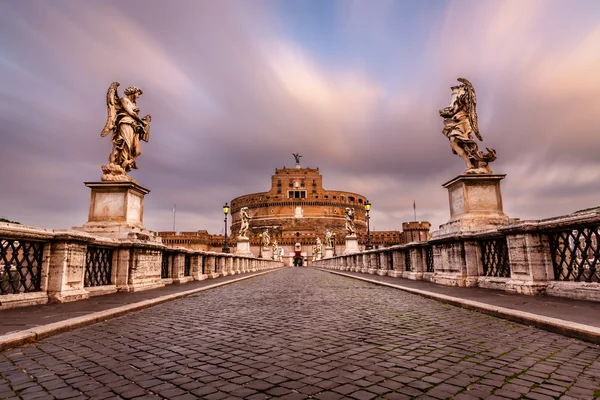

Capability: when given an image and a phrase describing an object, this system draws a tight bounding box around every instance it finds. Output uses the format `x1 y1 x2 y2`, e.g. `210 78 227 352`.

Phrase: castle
159 158 430 261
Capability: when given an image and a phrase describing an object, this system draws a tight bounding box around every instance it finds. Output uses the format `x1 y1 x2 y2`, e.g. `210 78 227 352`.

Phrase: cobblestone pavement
1 268 599 400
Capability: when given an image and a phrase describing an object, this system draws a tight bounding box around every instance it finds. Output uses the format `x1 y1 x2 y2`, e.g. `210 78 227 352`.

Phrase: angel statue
262 228 271 248
292 153 302 164
345 208 356 236
100 82 151 181
439 78 496 174
325 230 333 247
238 207 251 239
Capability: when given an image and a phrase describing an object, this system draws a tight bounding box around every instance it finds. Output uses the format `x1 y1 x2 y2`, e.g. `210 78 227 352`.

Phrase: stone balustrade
0 223 284 310
313 208 600 302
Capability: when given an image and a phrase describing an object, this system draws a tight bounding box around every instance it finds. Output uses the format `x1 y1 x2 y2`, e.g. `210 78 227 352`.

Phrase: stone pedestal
79 181 160 241
236 237 254 257
434 174 511 236
324 246 334 259
343 235 359 255
261 247 272 260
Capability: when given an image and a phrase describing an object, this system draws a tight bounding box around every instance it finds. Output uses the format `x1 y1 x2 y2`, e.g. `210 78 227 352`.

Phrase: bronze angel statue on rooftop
439 78 496 174
100 82 151 181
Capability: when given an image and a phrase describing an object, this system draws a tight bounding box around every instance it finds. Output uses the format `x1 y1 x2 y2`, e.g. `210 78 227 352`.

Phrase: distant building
158 159 430 260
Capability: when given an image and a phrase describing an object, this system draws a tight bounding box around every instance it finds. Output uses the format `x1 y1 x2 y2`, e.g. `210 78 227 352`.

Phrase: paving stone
2 269 600 400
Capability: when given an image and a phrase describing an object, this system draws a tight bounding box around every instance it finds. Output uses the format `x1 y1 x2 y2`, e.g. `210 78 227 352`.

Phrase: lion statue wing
457 77 482 141
100 81 121 137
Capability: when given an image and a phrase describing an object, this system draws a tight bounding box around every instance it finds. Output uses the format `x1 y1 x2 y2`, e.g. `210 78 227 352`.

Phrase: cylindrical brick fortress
230 165 367 247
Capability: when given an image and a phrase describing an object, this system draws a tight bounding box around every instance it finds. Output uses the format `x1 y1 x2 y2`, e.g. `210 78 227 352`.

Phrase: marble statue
345 208 356 236
238 207 251 239
292 153 302 164
439 78 496 174
262 228 270 248
325 230 332 247
273 242 283 262
101 82 151 181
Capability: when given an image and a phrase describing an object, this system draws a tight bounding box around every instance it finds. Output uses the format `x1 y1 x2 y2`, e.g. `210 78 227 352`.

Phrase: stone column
501 223 553 295
389 249 405 278
367 252 378 275
47 241 89 303
406 246 425 281
171 253 185 283
190 254 204 280
226 255 234 275
377 251 389 276
127 248 164 291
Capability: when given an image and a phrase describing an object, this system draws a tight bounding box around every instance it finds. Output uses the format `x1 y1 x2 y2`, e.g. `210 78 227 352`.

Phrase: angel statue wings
439 78 496 174
100 82 151 181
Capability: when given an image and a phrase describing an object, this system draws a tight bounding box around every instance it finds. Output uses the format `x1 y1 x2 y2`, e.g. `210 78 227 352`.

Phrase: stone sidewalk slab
0 268 283 351
315 268 600 345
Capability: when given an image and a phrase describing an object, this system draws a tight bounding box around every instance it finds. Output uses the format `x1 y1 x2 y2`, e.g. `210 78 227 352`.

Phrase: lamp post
365 200 373 250
259 233 263 258
333 232 337 257
222 203 230 253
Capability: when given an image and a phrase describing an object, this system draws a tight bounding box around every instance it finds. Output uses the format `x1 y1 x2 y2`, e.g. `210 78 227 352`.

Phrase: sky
1 0 600 235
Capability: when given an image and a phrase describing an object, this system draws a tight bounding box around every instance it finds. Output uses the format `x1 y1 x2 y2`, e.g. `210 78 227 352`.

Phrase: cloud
0 0 599 237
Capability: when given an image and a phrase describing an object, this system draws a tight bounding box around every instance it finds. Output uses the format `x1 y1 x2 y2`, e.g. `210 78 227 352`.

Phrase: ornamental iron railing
161 252 171 279
0 238 44 295
480 238 510 278
84 246 113 287
547 226 600 283
184 254 191 276
404 250 411 272
425 246 434 273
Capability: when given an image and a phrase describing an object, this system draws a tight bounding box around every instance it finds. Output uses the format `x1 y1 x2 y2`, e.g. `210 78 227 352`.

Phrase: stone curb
316 269 600 345
0 269 282 352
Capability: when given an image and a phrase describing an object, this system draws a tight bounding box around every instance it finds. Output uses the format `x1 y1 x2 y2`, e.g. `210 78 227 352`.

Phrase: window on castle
288 190 306 199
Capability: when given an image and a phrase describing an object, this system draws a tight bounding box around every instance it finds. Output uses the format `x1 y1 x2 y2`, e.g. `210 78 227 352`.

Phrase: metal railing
480 238 510 278
404 250 411 272
184 254 191 276
161 252 171 279
547 225 600 282
0 238 44 295
425 246 434 272
84 246 113 287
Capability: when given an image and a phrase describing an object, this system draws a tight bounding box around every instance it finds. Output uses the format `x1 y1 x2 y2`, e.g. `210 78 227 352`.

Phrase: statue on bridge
325 230 333 247
238 207 251 239
345 208 356 236
439 78 496 174
100 82 151 182
315 237 323 260
262 228 270 248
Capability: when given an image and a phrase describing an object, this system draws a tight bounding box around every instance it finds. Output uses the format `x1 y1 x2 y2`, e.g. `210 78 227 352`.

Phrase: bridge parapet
313 208 600 302
0 222 284 310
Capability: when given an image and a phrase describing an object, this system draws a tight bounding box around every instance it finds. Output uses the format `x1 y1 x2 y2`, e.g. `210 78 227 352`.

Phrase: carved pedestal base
78 181 160 242
433 174 512 237
324 247 334 259
236 237 254 257
343 235 359 255
261 247 272 260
